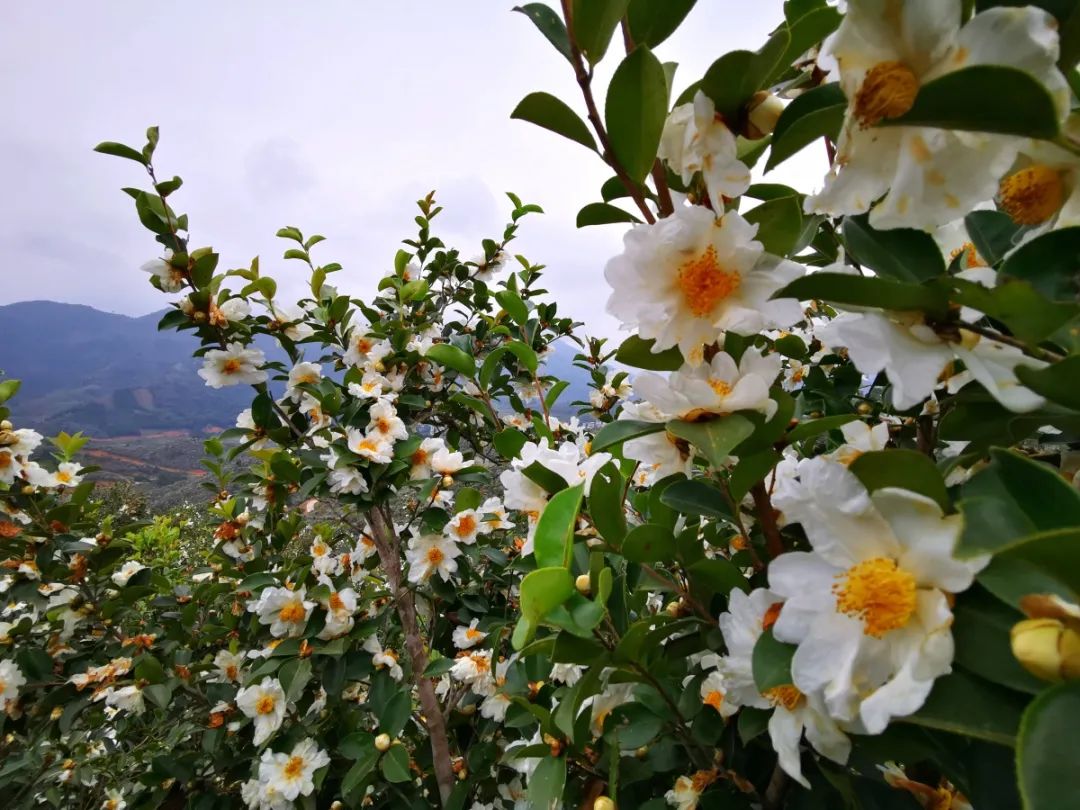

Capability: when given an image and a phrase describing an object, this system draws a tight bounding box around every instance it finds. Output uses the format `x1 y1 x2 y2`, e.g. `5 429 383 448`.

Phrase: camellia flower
550 663 584 687
317 586 358 640
249 586 315 638
0 659 26 711
589 370 633 410
345 428 394 464
236 678 287 746
367 399 407 442
103 684 146 716
235 409 270 450
285 362 322 401
110 561 146 587
665 769 719 810
258 737 330 802
659 90 751 212
343 325 391 368
101 788 127 810
995 139 1080 236
445 509 486 545
328 465 368 495
451 649 495 695
347 370 393 401
770 457 990 734
635 347 782 421
453 619 488 650
828 420 890 466
817 311 1046 411
405 533 460 583
478 496 513 531
606 205 804 366
407 437 445 479
210 649 244 683
480 690 512 722
430 446 466 476
363 636 403 681
198 343 269 388
141 250 184 292
806 1 1069 231
619 401 693 487
49 461 85 488
217 296 250 322
269 303 314 342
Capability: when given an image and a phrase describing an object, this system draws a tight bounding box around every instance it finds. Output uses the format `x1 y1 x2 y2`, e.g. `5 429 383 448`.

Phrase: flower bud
0 420 12 431
374 733 392 752
441 475 454 488
575 574 591 595
594 799 616 810
746 91 785 138
1011 618 1080 682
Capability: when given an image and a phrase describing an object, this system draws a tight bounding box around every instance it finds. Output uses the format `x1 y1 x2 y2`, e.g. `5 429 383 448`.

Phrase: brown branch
750 482 785 560
952 320 1066 363
368 504 455 806
764 763 789 810
651 160 675 218
559 0 656 224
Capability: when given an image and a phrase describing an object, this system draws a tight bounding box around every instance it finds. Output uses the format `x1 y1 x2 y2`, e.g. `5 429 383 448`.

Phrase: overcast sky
0 1 822 340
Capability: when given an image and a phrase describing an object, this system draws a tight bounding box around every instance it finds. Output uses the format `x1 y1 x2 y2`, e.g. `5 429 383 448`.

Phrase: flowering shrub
4 1 1080 808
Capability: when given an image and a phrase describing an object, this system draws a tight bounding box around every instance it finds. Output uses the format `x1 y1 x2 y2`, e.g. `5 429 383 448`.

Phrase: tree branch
368 504 455 806
750 482 785 560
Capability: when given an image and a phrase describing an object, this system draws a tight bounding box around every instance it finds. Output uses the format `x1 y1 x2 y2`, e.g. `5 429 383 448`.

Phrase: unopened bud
575 574 591 595
441 475 454 488
0 420 12 431
635 746 648 759
856 402 873 415
374 733 391 752
594 798 616 810
746 91 785 138
1011 618 1080 682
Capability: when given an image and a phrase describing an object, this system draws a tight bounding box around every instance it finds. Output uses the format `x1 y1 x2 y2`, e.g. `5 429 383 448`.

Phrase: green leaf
752 628 797 692
341 746 379 796
843 214 946 283
426 343 477 377
688 557 749 602
591 419 666 453
784 414 859 442
903 669 1025 746
94 141 148 164
523 461 570 495
513 3 574 63
948 278 1079 344
666 414 756 468
1015 358 1080 411
495 289 529 324
887 65 1060 139
743 195 803 257
952 588 1044 695
571 0 630 65
379 691 412 738
1001 226 1080 302
770 5 841 85
514 567 576 649
279 658 312 703
773 272 948 317
589 462 627 547
765 83 845 171
494 427 529 460
957 449 1080 557
992 528 1080 599
626 0 696 48
621 523 676 563
729 449 782 503
965 209 1022 266
527 755 567 810
0 379 21 405
605 45 669 183
380 744 411 783
659 478 732 521
576 202 640 227
1017 681 1080 809
511 92 598 152
614 335 683 370
534 484 585 569
849 449 951 513
701 28 791 120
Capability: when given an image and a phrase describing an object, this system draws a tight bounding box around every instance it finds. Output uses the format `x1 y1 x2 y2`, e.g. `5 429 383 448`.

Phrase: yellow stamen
703 690 724 712
283 755 305 779
999 165 1064 225
834 557 917 637
255 694 277 715
278 601 306 623
762 684 804 711
676 246 741 318
855 61 919 126
222 358 242 375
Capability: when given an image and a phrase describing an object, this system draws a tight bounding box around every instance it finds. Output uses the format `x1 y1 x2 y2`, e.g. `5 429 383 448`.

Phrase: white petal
768 706 809 788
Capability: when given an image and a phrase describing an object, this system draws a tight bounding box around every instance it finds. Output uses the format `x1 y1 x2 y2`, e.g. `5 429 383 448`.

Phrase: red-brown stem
750 482 785 560
559 0 656 224
368 504 455 806
651 159 675 217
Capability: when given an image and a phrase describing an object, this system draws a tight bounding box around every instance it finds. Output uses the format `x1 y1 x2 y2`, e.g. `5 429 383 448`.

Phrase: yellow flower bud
594 798 616 810
1011 618 1080 682
441 475 454 488
575 574 591 595
746 91 785 138
0 420 12 431
374 733 392 752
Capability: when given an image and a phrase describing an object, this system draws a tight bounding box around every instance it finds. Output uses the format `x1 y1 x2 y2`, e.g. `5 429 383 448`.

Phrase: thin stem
750 482 785 560
559 0 656 224
953 320 1066 363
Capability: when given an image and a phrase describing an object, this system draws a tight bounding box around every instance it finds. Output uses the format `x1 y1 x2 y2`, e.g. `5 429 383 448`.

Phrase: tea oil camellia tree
3 0 1080 808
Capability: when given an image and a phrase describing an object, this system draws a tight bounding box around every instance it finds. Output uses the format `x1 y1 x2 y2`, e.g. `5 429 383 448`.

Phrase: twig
750 482 785 560
764 763 789 810
953 321 1066 363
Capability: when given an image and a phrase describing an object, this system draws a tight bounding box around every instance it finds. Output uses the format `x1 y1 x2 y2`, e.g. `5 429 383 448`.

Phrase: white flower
659 90 751 212
352 532 378 564
405 534 461 583
345 428 394 464
236 409 270 450
104 684 146 715
236 678 287 746
829 420 890 466
451 649 495 696
806 1 1068 231
620 401 692 487
367 399 407 442
328 465 368 495
286 362 322 401
770 457 990 734
817 311 1046 411
258 737 330 801
445 509 486 545
478 497 513 531
782 359 810 392
635 347 781 421
0 659 26 711
101 788 127 810
343 326 391 368
141 251 184 292
217 297 251 322
248 586 315 638
210 649 244 683
49 461 85 488
347 370 393 401
270 304 314 342
665 771 718 810
453 619 488 650
480 691 511 722
995 139 1080 237
318 587 358 640
110 561 147 587
407 437 445 479
198 343 268 388
430 446 466 475
550 663 584 687
589 681 636 737
363 636 403 681
241 778 289 810
606 206 804 366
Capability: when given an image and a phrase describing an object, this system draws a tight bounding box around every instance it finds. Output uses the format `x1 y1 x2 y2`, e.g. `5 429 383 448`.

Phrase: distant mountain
0 301 593 438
